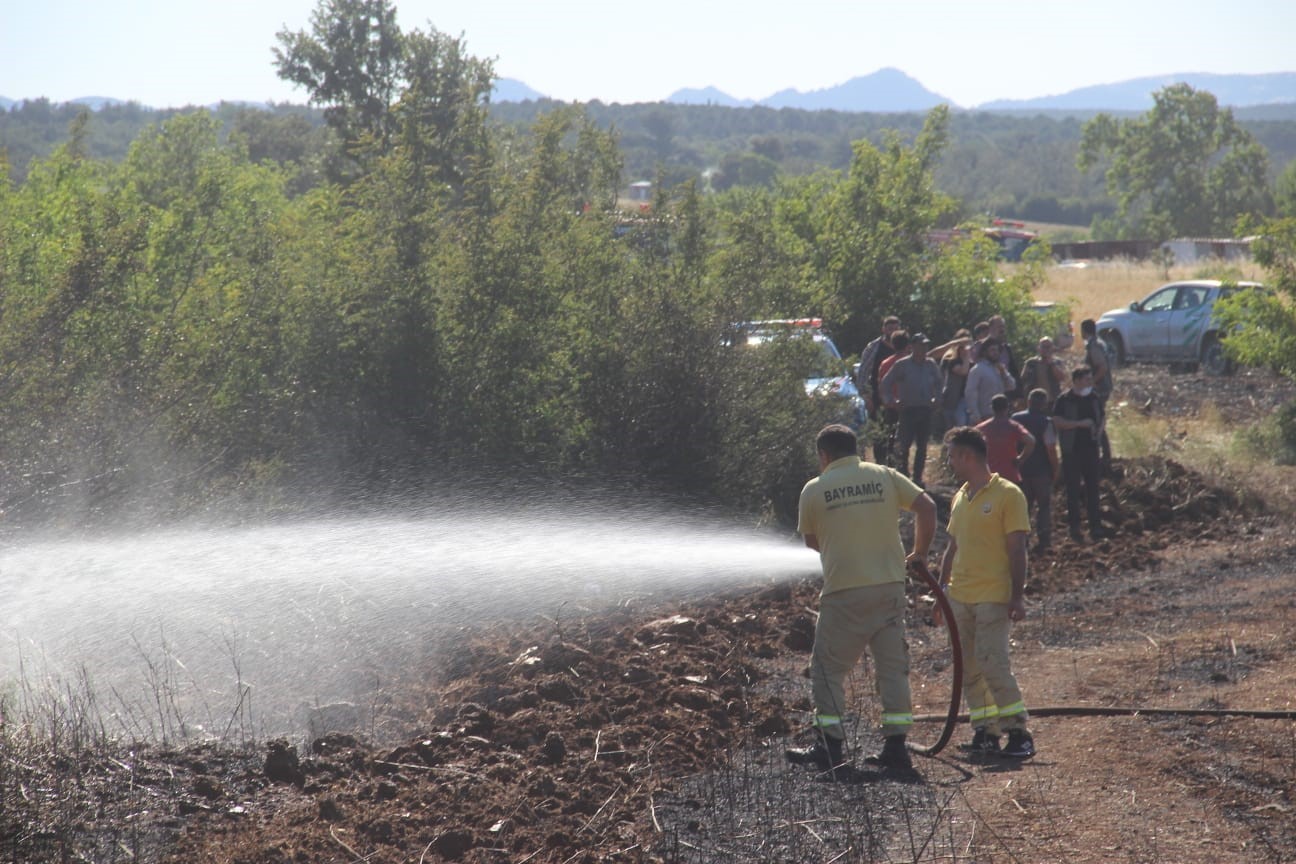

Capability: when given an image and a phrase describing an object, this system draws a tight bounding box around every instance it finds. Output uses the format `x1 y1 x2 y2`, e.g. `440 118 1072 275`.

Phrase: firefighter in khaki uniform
786 424 937 775
938 425 1037 759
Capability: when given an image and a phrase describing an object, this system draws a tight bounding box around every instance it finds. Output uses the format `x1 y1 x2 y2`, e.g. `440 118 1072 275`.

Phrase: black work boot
959 726 1002 756
785 732 846 771
1001 729 1036 759
864 734 913 772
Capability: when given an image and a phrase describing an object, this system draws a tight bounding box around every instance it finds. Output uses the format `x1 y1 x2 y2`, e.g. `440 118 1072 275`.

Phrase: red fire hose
907 559 962 757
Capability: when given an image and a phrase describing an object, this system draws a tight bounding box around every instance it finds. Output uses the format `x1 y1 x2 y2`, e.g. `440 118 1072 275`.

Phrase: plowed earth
3 366 1294 863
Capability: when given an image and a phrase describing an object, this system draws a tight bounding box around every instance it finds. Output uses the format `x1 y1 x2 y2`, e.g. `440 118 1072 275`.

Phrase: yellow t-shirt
946 474 1031 604
797 456 923 596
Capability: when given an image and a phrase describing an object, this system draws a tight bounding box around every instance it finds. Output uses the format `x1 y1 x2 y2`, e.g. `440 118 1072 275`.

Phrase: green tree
641 108 676 163
390 27 495 195
1214 217 1296 380
274 1 495 188
1078 84 1273 240
1276 159 1296 218
273 0 406 164
713 150 779 191
814 106 958 352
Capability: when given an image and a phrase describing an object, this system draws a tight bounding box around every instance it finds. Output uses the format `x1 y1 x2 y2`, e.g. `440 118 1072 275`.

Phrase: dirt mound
1109 455 1258 529
1010 454 1267 597
2 454 1279 863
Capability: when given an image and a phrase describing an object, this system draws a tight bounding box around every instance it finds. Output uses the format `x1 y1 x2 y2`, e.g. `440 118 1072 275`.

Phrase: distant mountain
0 95 126 111
761 68 950 112
668 68 949 112
492 77 546 103
9 69 1295 117
667 86 755 108
69 96 127 110
978 72 1296 111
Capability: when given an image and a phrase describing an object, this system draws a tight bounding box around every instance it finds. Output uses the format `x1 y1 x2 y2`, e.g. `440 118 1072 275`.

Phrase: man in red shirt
975 394 1035 485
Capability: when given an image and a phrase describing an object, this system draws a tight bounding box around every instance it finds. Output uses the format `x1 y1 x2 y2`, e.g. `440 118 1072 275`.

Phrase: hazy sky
4 0 1295 108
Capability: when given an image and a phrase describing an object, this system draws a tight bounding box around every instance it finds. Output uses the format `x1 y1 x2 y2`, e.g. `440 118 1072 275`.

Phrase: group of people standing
785 311 1120 778
856 312 1115 545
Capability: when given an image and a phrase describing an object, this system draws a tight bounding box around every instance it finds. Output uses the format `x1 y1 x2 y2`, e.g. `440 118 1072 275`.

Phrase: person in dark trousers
787 424 937 777
881 332 944 486
1081 319 1113 471
939 329 973 434
936 425 1037 759
1053 367 1110 542
1013 388 1061 552
873 330 911 470
858 315 901 467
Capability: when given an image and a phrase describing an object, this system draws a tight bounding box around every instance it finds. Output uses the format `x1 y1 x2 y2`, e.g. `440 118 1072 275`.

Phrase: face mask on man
1076 386 1093 397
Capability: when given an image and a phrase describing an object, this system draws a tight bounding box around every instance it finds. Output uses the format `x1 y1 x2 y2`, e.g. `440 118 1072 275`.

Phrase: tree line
7 88 1296 238
1 0 1292 527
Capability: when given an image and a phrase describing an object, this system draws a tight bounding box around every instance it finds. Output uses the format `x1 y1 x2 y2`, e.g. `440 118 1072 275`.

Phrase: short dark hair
890 331 910 352
883 315 901 327
1072 365 1093 382
944 425 987 458
816 424 859 460
1081 319 1097 337
1028 388 1050 409
991 393 1010 415
973 321 991 338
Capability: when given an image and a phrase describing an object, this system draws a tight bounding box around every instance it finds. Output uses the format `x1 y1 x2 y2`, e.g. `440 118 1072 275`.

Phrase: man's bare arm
908 493 936 562
1006 530 1029 621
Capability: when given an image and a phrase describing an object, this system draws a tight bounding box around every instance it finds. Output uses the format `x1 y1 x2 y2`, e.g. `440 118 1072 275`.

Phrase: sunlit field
1029 258 1270 325
1018 256 1296 511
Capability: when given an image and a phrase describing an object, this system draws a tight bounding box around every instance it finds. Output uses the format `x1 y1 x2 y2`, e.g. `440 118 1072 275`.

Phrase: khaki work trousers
811 582 913 739
949 598 1029 734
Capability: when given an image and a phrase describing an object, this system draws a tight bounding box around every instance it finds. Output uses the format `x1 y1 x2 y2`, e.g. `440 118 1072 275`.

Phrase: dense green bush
0 17 1018 526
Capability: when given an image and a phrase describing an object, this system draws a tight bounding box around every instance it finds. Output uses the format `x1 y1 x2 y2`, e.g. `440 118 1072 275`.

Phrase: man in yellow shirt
938 426 1037 759
787 424 937 775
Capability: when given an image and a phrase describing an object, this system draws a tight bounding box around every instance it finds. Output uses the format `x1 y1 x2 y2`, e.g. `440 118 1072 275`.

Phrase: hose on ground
906 560 962 757
902 562 1295 755
914 706 1296 722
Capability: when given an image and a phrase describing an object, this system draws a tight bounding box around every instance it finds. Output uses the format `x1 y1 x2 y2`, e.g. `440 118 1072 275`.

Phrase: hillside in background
5 69 1295 114
5 78 1296 231
979 71 1296 111
659 70 1296 112
669 67 950 112
491 77 545 103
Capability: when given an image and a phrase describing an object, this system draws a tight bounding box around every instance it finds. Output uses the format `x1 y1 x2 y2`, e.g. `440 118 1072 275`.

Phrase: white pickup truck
1094 279 1265 375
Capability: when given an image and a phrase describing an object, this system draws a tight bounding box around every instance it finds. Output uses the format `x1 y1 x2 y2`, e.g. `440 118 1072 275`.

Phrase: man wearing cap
880 333 943 487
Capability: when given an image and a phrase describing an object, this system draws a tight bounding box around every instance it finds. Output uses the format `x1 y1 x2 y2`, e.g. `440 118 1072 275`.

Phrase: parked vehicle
1021 300 1075 351
734 319 868 433
1094 280 1266 375
984 219 1038 262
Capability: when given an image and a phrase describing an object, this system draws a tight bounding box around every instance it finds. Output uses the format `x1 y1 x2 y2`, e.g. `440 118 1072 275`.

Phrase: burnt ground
2 365 1295 863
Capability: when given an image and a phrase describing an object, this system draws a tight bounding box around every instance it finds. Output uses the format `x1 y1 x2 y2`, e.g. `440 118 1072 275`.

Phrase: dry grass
1109 403 1296 513
1024 259 1270 325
